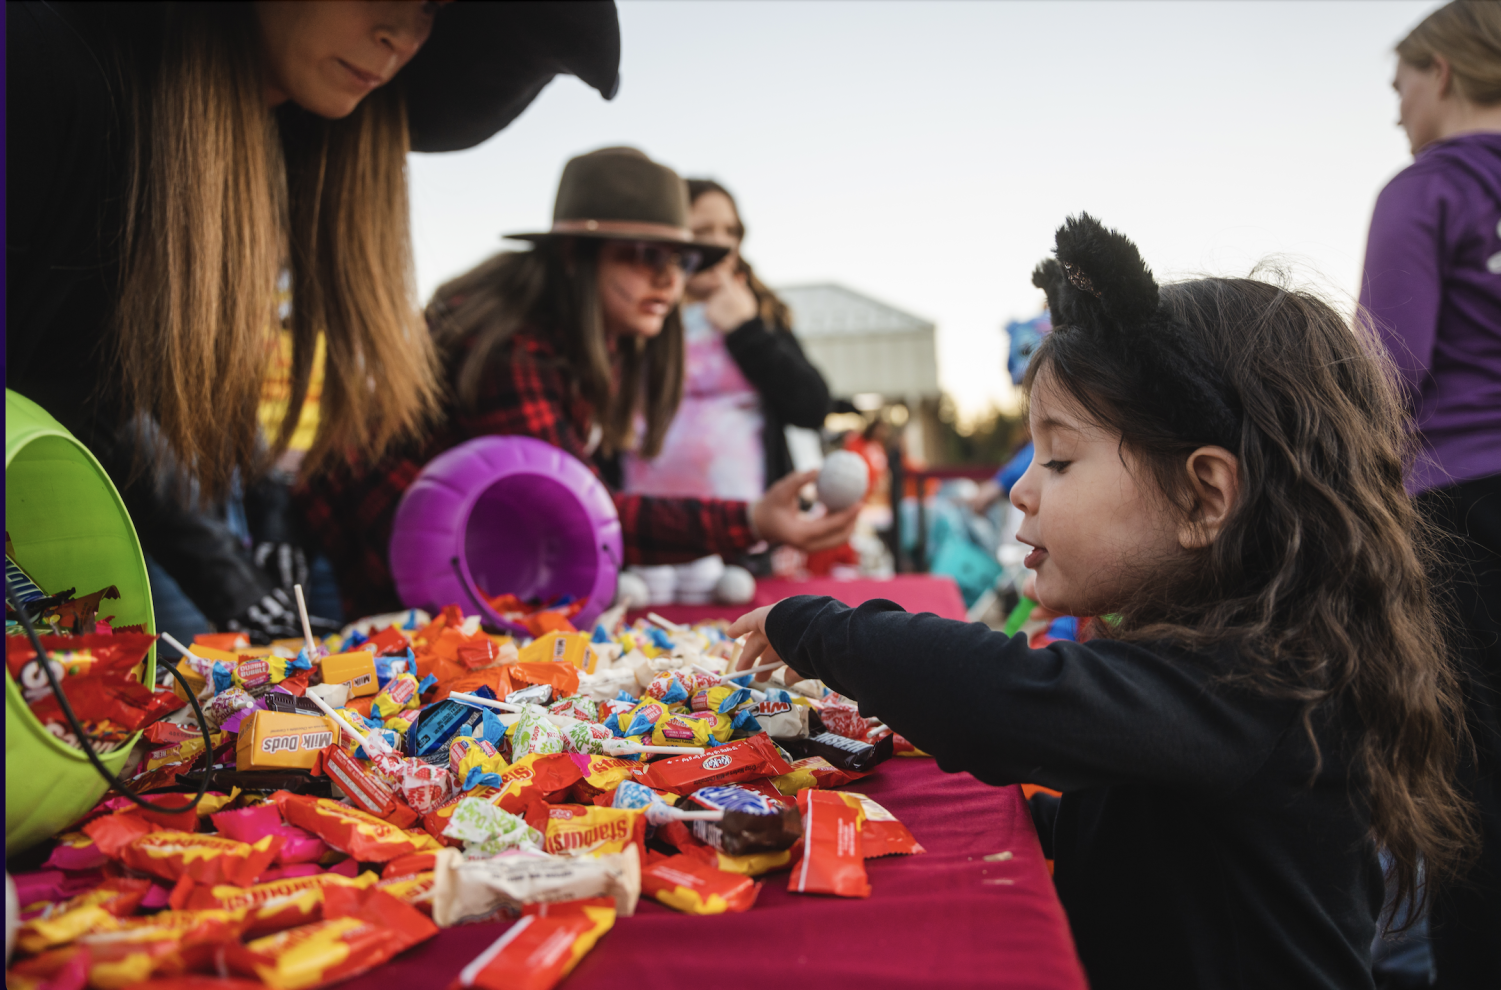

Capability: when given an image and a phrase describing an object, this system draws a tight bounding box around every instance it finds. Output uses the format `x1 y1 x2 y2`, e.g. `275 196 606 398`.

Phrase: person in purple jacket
1361 3 1501 985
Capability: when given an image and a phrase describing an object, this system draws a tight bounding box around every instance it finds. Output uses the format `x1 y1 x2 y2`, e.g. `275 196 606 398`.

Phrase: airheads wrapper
119 831 284 887
788 789 869 898
430 846 640 927
634 733 792 796
542 805 645 859
641 854 760 915
273 792 441 863
447 900 615 990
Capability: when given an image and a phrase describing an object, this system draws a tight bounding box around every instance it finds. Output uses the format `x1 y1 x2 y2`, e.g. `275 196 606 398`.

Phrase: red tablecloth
348 759 1085 990
627 574 968 627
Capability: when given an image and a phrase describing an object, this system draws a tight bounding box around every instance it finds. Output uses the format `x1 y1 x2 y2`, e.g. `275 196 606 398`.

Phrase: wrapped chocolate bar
430 847 640 926
783 730 894 773
634 733 792 796
685 785 803 856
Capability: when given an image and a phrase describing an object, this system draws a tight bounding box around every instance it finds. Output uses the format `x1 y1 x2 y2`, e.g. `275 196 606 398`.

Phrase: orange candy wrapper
274 792 441 863
15 878 152 953
118 831 284 887
447 899 615 990
274 792 438 864
842 792 926 858
179 870 380 937
224 885 437 990
75 909 248 989
641 854 760 915
788 789 870 898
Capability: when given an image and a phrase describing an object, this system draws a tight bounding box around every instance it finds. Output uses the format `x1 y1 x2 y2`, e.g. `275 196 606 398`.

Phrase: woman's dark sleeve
723 318 831 429
764 595 1295 794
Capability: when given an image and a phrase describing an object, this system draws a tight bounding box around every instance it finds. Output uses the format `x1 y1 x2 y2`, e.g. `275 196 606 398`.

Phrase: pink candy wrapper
211 804 331 865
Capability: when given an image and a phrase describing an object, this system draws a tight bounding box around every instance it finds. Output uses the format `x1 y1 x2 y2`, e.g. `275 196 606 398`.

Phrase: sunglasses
619 240 709 276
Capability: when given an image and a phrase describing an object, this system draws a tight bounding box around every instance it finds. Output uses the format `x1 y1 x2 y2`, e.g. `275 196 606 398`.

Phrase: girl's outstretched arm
736 596 1298 794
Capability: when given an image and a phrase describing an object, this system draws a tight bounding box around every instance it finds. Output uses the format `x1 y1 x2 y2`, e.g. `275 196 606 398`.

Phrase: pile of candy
7 591 927 990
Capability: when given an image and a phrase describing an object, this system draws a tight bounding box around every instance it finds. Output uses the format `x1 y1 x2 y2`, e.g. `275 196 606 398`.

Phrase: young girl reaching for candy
728 215 1476 990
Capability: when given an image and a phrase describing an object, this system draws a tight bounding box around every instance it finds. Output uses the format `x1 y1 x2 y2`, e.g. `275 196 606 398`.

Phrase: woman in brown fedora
299 147 861 617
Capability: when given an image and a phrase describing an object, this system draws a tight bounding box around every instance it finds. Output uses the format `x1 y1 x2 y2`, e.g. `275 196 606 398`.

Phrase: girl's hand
702 265 758 332
751 469 862 552
727 604 786 676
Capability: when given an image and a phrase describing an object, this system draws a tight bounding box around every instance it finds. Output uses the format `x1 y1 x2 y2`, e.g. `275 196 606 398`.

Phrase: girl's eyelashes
1041 459 1071 473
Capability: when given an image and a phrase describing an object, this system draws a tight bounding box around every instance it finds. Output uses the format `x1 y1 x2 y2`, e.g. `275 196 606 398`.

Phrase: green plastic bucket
5 390 155 854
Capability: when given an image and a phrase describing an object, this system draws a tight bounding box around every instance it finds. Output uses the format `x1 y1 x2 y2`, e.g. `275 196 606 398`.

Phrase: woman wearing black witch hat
6 1 619 641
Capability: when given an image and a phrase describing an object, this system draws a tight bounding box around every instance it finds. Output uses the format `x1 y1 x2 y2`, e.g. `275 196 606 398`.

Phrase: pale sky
409 0 1436 419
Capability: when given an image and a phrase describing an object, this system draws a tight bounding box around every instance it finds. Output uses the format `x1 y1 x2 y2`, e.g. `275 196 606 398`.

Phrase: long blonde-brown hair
426 241 685 458
1396 1 1501 105
112 3 437 498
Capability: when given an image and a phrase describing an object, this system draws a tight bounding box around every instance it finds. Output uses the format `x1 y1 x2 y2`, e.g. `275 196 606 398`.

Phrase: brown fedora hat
506 147 731 268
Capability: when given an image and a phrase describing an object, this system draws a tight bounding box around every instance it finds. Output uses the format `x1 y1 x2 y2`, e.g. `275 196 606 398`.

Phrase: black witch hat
401 2 621 153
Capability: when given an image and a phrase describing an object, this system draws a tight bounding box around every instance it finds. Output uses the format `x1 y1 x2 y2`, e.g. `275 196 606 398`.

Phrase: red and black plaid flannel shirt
297 326 756 618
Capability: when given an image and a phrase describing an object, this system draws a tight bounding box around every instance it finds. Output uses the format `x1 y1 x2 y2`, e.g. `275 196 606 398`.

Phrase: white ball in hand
715 565 757 604
816 450 871 511
615 571 650 609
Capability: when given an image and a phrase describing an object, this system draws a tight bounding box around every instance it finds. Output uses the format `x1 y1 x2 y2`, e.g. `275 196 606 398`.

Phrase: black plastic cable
6 576 214 811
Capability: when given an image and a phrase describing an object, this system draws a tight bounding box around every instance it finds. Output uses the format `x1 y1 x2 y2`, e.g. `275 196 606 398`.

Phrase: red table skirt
349 759 1086 990
627 573 968 627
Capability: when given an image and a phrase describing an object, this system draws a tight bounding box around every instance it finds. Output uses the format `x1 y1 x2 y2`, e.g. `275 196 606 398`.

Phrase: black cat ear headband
1029 213 1242 450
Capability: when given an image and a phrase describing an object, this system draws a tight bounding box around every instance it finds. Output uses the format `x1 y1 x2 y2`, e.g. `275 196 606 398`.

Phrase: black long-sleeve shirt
766 595 1383 990
722 316 830 485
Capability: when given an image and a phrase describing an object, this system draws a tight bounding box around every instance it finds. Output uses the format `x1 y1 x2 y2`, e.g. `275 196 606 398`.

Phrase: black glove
252 541 309 594
225 588 340 646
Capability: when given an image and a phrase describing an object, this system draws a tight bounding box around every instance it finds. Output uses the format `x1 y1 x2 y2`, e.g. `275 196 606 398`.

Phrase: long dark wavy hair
424 240 685 458
1027 221 1474 924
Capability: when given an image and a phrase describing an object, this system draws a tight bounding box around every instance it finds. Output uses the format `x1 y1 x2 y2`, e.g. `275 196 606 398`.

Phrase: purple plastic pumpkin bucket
388 436 623 635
